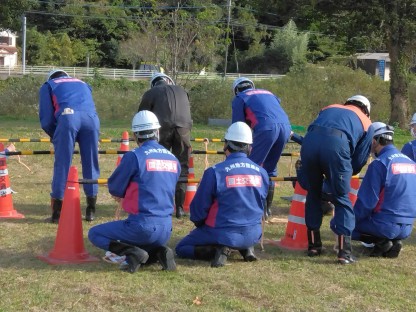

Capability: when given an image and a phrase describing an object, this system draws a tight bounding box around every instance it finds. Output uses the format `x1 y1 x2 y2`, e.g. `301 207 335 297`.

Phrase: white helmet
132 110 161 138
224 122 253 144
346 95 371 115
409 113 416 125
47 69 69 81
150 73 175 88
232 77 255 95
370 122 394 140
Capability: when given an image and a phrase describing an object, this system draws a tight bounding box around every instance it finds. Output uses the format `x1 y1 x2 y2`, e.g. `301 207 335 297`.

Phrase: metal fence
0 65 285 81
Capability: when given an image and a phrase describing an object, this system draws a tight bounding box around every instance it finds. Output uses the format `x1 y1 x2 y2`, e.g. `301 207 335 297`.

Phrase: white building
356 53 390 81
0 30 18 67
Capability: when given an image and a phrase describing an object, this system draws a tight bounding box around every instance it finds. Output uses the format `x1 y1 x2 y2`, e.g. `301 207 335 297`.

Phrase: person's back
232 88 290 130
190 152 268 229
138 73 192 218
401 112 416 161
108 139 180 221
353 122 416 258
140 84 192 129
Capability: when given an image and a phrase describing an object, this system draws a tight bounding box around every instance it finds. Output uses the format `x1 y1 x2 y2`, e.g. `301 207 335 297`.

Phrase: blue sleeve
401 143 413 160
108 152 139 198
190 167 216 225
354 161 385 222
351 129 373 175
39 83 56 138
231 97 246 123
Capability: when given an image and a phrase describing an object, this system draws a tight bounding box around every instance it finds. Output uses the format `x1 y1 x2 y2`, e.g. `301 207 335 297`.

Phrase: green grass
1 120 416 311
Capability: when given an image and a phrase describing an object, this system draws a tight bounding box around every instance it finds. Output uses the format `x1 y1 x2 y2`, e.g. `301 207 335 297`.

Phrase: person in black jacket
138 73 192 218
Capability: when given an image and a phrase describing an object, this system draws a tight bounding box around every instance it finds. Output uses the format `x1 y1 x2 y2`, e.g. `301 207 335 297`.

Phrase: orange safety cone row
0 143 24 219
264 181 308 250
38 166 99 264
182 153 197 213
116 131 130 167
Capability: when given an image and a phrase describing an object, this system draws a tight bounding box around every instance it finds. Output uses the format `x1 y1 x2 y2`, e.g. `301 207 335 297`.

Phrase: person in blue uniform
175 122 269 267
400 113 416 161
352 122 416 258
231 77 291 218
39 69 100 223
88 111 180 273
138 73 192 219
298 95 373 265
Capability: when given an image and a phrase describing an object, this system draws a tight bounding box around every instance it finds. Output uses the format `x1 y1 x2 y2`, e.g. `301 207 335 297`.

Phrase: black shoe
175 207 188 219
156 246 176 271
337 254 357 265
211 246 231 268
239 247 257 262
383 240 402 258
120 247 149 274
85 207 95 222
370 239 393 257
307 247 323 257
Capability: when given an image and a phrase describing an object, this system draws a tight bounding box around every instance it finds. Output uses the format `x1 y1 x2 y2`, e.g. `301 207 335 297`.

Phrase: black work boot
175 184 187 219
109 241 149 273
45 198 63 223
85 196 97 222
265 182 275 218
337 235 356 265
307 229 323 257
383 239 402 258
238 246 257 262
154 246 176 271
211 246 232 268
370 238 393 257
194 245 216 261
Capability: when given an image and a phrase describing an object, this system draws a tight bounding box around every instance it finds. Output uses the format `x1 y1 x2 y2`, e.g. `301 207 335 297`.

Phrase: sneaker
383 240 402 258
211 246 231 268
156 246 177 271
307 246 325 257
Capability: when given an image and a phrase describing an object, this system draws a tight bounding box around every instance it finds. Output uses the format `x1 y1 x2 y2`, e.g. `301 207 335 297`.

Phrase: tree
296 0 416 127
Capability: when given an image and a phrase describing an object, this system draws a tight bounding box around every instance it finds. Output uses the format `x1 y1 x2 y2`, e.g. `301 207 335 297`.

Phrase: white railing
0 65 285 81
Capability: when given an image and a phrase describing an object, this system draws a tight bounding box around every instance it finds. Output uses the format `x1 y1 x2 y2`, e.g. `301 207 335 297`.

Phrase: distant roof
356 53 390 61
0 46 17 54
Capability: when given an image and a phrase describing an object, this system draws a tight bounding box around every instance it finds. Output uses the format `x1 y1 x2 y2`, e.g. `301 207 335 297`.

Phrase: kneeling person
175 122 269 267
352 122 416 258
88 111 180 273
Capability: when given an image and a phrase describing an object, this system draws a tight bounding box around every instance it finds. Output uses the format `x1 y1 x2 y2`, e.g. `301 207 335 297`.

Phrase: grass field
1 118 416 312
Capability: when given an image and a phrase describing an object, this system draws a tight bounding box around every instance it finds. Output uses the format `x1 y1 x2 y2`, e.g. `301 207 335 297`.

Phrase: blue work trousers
300 129 354 236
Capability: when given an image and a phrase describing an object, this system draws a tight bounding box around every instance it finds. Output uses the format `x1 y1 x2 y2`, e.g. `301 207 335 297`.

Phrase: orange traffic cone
38 166 99 264
264 181 308 250
349 176 360 206
182 154 197 213
0 143 24 219
116 131 130 167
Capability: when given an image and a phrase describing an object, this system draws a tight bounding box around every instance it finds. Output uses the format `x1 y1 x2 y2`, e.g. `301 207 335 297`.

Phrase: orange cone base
0 209 25 219
37 252 99 265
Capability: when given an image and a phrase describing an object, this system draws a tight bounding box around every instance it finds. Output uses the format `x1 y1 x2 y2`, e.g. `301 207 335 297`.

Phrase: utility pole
223 0 232 77
22 15 26 75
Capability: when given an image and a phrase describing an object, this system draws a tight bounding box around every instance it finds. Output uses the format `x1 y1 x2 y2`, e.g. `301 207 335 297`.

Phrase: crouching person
175 122 269 267
88 111 180 273
352 122 416 258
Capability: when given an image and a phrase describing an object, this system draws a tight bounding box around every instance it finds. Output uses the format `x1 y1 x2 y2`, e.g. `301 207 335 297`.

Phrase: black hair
374 136 393 146
224 140 250 155
236 83 253 94
49 71 68 80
